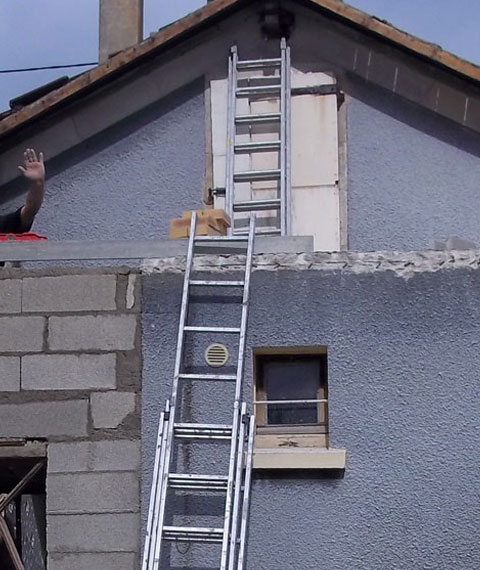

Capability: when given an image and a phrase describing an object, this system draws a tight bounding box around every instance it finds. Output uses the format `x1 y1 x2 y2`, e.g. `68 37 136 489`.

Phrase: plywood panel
292 185 340 251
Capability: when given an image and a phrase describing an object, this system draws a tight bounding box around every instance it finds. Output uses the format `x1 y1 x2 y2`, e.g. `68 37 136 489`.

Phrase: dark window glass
258 354 327 426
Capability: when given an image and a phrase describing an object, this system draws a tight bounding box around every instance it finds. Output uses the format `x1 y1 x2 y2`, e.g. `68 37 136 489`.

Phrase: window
252 348 346 470
0 442 47 570
254 348 328 434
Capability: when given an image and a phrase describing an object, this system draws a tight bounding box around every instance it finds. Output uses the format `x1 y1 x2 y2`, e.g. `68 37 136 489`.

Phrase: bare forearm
21 180 45 226
17 148 46 230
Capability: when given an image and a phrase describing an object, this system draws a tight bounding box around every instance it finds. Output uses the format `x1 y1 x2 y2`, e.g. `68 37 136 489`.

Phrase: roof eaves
0 0 245 139
2 0 480 140
305 0 480 84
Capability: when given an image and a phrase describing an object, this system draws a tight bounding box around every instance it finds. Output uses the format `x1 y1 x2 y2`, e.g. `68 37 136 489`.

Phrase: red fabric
0 233 47 242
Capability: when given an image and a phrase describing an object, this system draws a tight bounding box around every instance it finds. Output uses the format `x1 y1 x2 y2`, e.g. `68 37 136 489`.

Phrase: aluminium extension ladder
142 212 256 570
225 38 291 236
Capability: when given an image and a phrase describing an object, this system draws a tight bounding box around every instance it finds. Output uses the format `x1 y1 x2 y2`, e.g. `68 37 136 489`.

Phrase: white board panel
210 78 228 191
291 185 340 251
291 93 339 187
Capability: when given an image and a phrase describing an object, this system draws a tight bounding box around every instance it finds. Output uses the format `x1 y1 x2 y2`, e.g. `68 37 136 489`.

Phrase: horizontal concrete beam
0 235 313 262
0 441 47 458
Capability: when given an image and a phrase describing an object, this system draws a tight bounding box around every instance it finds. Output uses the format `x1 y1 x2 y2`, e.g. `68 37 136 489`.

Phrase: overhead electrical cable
0 62 98 74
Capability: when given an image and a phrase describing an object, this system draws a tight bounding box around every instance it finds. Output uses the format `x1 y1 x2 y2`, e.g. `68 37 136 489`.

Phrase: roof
2 0 480 138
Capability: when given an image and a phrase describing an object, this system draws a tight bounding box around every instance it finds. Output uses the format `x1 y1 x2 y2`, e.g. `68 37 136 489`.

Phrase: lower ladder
142 212 256 570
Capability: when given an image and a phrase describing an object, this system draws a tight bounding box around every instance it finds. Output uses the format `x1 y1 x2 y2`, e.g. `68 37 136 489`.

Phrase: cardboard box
181 209 231 227
169 209 230 238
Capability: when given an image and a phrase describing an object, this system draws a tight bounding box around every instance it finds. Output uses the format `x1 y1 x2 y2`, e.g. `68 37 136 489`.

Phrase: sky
1 0 480 112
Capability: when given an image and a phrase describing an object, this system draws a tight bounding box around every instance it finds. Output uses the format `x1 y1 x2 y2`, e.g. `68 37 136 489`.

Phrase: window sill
253 437 346 471
253 448 346 470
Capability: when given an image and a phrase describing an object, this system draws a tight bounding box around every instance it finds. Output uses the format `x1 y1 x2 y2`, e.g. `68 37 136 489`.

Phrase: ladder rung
233 227 282 236
163 526 224 543
235 112 281 125
174 423 233 440
168 474 228 491
194 235 249 242
234 140 281 153
234 169 281 183
236 85 281 97
178 373 237 381
184 326 241 334
237 58 281 70
237 76 281 86
234 199 281 212
189 280 245 287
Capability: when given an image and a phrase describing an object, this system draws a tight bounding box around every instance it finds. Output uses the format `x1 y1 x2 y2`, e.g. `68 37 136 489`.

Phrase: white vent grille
205 343 229 368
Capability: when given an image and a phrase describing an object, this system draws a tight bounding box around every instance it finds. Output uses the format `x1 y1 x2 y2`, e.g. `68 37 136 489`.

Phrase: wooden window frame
253 346 329 436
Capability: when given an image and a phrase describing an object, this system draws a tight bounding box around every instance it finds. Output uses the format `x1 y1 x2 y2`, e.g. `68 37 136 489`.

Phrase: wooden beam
0 516 25 570
0 460 46 514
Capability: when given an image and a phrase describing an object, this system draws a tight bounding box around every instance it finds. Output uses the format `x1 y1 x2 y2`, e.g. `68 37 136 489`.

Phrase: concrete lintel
0 235 313 262
0 440 47 458
253 447 346 470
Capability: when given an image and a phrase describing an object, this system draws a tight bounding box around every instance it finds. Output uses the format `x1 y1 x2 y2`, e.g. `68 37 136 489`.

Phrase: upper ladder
142 212 256 570
225 38 291 236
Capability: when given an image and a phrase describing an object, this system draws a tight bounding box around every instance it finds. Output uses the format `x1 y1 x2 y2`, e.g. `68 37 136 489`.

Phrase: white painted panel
291 93 339 187
290 70 339 250
210 78 228 192
291 69 335 89
291 185 340 251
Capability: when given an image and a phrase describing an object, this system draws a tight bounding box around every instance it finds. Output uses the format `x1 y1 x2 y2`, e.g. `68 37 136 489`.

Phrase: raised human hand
18 148 45 183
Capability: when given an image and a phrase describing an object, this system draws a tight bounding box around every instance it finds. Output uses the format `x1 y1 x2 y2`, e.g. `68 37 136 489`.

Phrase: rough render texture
142 253 480 570
347 80 480 251
0 268 142 570
0 80 205 242
0 2 480 253
2 10 480 255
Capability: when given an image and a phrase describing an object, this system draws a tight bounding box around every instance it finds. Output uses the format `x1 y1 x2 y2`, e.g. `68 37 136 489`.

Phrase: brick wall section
0 268 142 570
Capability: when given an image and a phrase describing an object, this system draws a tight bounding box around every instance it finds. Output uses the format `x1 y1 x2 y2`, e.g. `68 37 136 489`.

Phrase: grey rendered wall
347 81 480 251
142 264 480 570
1 80 205 241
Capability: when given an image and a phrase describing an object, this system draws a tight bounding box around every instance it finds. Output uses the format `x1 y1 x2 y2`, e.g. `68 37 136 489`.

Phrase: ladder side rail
226 47 238 235
227 404 248 570
279 38 287 236
233 214 255 417
142 410 165 570
237 415 256 570
152 213 197 570
147 407 170 570
285 43 292 235
220 215 256 570
225 47 233 231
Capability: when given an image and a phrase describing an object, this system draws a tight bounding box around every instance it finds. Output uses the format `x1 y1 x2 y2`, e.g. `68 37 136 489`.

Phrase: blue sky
1 0 479 112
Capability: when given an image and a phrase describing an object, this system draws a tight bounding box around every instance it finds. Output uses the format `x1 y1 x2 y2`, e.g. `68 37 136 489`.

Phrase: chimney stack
99 0 144 63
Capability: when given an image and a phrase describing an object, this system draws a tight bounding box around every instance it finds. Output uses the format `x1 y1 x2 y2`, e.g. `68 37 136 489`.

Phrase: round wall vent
205 343 229 368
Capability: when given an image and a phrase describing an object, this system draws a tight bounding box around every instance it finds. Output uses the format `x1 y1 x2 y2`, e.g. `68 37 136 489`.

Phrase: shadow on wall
0 78 205 207
344 74 480 160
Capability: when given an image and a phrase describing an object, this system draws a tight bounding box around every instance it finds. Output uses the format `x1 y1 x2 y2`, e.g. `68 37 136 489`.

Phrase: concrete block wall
0 268 142 570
